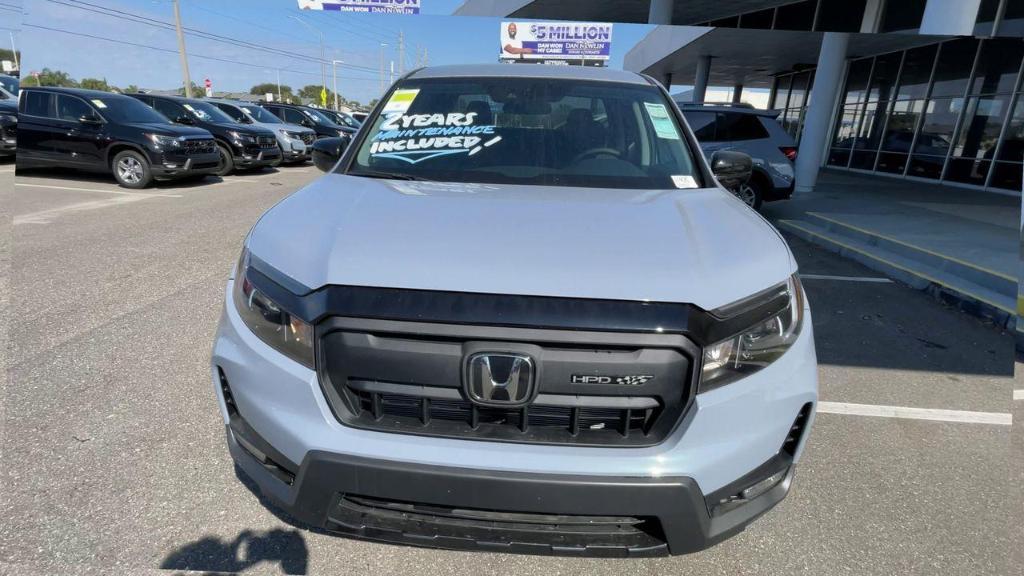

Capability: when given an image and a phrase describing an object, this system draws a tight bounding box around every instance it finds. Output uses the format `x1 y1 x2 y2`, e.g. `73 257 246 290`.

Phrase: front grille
300 132 316 145
257 135 277 148
348 386 656 441
328 494 668 556
317 318 697 447
183 138 215 154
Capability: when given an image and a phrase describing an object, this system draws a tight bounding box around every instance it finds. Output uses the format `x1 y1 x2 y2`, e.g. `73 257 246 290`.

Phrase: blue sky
19 0 655 105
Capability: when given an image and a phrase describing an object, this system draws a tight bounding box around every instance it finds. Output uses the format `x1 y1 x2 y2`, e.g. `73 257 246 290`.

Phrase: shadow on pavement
14 165 290 189
160 528 309 575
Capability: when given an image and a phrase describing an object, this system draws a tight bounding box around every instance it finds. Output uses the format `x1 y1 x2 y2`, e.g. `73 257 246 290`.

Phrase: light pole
379 42 388 94
290 15 326 99
331 59 344 111
8 31 19 72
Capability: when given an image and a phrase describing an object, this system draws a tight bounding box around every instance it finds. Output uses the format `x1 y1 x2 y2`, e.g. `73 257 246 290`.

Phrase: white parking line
14 194 168 225
15 183 182 198
801 274 893 283
817 401 1011 425
1014 390 1024 401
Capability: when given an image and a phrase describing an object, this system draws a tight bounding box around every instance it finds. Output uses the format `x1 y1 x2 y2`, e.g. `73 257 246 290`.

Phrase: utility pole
424 47 428 67
290 16 325 96
276 69 282 102
332 59 344 111
398 30 404 75
379 42 388 93
8 32 19 72
390 61 395 86
172 0 193 98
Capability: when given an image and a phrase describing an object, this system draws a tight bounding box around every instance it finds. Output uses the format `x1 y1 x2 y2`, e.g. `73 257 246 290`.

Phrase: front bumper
212 280 818 555
148 150 222 178
233 145 282 168
0 123 15 155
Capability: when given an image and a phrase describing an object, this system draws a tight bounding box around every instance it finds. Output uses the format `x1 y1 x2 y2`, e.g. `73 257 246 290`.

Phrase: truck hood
123 122 211 138
247 175 797 311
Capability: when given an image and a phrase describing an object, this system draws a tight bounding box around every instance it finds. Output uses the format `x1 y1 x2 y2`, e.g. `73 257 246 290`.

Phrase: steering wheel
571 147 623 164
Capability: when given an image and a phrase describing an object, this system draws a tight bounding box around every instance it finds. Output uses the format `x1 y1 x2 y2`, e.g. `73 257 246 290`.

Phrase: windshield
348 77 703 189
94 96 171 124
240 104 282 124
184 100 236 123
0 76 18 94
302 107 336 126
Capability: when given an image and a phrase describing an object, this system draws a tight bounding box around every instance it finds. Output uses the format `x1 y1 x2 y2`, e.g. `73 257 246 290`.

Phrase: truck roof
408 64 652 86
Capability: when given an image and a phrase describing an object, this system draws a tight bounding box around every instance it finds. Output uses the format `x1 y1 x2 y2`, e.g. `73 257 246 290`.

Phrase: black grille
300 132 316 145
3 125 15 139
316 318 698 447
348 387 655 441
327 494 667 556
257 135 277 148
183 138 215 154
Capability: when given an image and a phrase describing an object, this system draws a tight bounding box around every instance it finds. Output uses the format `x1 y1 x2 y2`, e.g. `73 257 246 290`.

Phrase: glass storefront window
772 75 791 109
832 105 862 148
881 100 924 153
969 39 1024 96
789 72 810 109
996 96 1023 163
856 101 888 151
844 58 873 105
880 0 927 32
895 45 938 101
774 0 817 31
931 39 980 98
952 96 1010 161
912 98 961 157
868 53 902 103
816 0 867 33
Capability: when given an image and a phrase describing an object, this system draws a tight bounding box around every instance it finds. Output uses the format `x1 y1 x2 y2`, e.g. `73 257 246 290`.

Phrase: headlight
278 129 302 140
229 130 256 143
232 247 314 369
145 133 182 148
700 275 804 392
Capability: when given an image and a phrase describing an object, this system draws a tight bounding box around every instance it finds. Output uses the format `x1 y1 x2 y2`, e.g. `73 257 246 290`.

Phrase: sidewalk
764 169 1019 329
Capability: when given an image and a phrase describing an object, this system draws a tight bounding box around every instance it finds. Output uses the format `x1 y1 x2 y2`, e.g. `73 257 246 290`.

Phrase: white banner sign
297 0 420 14
500 21 612 66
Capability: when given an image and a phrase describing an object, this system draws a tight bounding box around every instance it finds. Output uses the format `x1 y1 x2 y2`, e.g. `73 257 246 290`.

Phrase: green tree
298 84 336 106
250 82 294 102
367 98 379 110
124 84 140 94
79 78 113 92
23 68 78 88
178 81 203 97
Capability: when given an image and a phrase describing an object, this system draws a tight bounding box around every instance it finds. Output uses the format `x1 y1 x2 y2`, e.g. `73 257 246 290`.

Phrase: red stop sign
204 78 212 88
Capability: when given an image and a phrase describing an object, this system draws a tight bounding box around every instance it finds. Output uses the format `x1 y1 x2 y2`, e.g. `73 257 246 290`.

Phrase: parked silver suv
207 98 318 165
678 102 797 210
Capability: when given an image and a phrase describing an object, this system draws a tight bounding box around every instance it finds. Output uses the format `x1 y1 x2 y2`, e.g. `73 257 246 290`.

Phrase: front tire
112 150 153 189
215 143 235 177
736 178 764 210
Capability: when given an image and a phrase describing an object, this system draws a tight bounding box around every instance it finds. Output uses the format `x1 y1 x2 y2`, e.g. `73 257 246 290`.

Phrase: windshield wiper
349 170 433 182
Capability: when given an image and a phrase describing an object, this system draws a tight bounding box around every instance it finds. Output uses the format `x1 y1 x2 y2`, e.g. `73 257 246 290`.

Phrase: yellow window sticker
383 89 420 114
644 102 680 140
90 99 107 109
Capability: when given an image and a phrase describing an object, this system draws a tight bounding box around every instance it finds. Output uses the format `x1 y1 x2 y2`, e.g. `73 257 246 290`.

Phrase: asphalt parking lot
0 165 1016 575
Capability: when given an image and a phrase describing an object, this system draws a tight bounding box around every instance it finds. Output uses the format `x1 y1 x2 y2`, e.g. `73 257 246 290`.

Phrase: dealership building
457 0 1024 195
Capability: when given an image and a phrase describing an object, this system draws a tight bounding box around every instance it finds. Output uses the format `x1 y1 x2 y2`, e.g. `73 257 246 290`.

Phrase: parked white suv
211 64 817 556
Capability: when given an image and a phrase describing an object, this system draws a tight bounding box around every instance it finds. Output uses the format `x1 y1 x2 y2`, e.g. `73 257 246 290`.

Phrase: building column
920 0 982 36
794 32 849 194
648 0 674 24
693 55 711 104
732 84 743 103
859 0 884 33
662 71 673 90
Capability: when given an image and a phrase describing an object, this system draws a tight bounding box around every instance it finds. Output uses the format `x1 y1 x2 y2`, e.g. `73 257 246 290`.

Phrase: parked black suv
17 87 220 188
260 102 356 139
131 94 280 176
0 89 15 158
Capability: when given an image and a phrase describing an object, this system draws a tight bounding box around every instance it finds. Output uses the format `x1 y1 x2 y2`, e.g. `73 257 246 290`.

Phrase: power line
41 0 381 75
21 24 379 84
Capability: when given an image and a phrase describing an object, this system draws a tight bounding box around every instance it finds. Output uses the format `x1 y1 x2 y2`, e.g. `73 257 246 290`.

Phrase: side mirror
710 150 753 191
79 113 103 125
175 115 194 125
312 136 349 172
